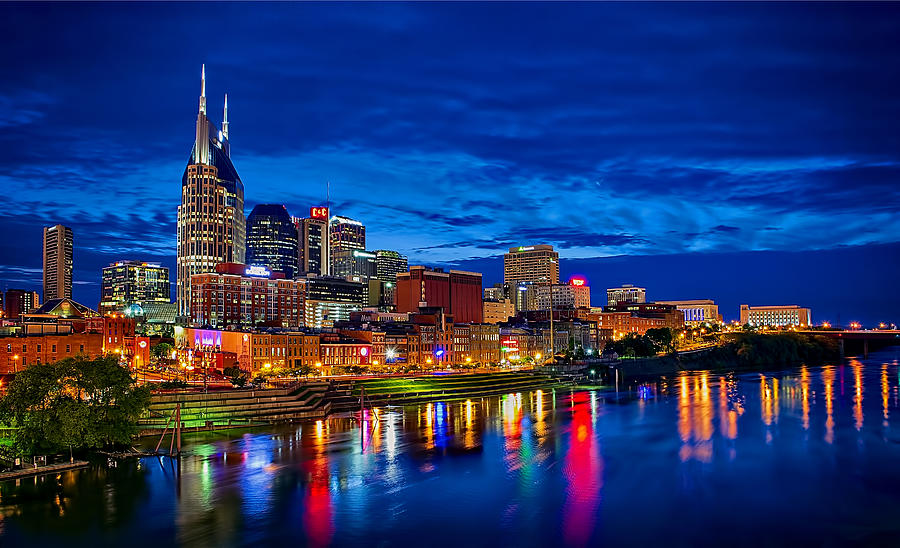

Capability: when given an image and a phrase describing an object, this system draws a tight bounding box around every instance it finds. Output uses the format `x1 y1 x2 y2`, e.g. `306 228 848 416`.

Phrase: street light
13 354 19 373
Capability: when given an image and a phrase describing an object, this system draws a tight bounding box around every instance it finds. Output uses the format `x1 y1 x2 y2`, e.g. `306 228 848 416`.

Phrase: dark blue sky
1 2 899 324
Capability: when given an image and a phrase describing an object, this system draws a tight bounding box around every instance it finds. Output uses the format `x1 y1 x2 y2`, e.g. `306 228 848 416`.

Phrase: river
2 349 900 547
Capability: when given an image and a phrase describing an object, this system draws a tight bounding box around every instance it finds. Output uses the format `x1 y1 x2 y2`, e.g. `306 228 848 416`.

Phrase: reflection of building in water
823 367 835 444
562 391 602 546
677 372 715 462
852 361 864 431
882 364 890 425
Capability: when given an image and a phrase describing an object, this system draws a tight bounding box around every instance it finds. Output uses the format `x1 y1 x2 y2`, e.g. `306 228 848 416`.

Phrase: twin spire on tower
198 63 229 140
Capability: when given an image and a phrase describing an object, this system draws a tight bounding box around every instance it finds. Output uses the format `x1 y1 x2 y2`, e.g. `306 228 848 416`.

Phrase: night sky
1 2 899 324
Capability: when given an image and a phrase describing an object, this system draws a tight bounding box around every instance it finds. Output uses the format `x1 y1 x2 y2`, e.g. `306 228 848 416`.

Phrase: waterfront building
299 208 330 276
43 224 73 301
535 277 591 310
4 289 39 320
469 323 501 364
655 299 722 326
483 298 516 324
740 304 812 328
245 204 299 279
607 284 646 306
99 261 170 314
177 66 246 317
395 266 483 323
190 263 304 329
503 245 559 286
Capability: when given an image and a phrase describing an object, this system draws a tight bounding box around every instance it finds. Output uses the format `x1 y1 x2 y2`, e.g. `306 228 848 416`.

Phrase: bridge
798 330 900 358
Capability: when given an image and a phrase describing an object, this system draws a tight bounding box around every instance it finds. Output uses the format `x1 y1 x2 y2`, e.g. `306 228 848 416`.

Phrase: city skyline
2 3 899 323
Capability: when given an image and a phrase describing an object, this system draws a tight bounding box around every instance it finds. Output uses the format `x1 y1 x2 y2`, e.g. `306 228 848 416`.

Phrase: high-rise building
4 289 40 320
299 207 330 276
740 305 811 328
503 245 559 286
607 284 646 306
245 204 299 278
375 250 408 284
395 266 483 323
42 224 73 301
374 249 408 308
176 65 246 317
99 261 170 314
330 215 365 257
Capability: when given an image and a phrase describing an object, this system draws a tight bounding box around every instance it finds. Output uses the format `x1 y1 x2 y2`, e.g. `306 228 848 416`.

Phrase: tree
646 328 675 354
223 366 249 388
150 342 174 362
0 356 151 455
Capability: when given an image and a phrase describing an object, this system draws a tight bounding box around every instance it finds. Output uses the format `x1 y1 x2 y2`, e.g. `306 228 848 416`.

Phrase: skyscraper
330 215 365 256
42 224 73 301
246 204 299 278
299 207 330 275
176 65 246 316
375 249 408 310
99 261 171 314
503 245 559 286
374 249 408 284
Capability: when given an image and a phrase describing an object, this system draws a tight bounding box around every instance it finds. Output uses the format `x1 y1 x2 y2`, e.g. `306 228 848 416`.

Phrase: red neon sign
569 277 586 286
310 206 329 219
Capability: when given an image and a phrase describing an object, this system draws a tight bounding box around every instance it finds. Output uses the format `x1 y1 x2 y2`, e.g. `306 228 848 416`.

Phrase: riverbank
612 333 843 380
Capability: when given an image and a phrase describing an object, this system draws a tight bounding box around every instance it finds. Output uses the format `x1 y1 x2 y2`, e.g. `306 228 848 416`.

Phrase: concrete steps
140 383 330 430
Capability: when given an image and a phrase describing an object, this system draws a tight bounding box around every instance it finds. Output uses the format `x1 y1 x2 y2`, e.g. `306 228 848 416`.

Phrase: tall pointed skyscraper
176 65 246 317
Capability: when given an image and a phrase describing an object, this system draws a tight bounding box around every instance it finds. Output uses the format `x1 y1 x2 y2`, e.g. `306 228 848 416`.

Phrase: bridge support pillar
839 339 845 358
864 339 869 359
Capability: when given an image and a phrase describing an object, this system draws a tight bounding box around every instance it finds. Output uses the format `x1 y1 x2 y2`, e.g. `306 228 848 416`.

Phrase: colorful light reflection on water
2 350 900 546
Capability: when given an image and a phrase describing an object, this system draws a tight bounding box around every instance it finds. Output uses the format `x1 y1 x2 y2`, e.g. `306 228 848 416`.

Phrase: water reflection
2 351 900 546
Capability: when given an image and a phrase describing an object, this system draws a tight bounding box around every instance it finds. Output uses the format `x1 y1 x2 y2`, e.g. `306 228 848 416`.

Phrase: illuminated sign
310 206 329 219
360 347 369 356
569 277 587 287
138 340 148 349
517 246 535 252
244 265 271 277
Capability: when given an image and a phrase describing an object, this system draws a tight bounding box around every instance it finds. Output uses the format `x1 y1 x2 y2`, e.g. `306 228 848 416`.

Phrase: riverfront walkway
0 460 89 481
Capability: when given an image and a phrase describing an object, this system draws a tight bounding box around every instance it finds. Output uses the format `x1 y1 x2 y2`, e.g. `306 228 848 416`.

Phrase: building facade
43 224 73 301
655 299 722 326
607 284 646 306
245 204 299 279
176 66 246 317
483 299 515 324
503 244 559 286
303 276 367 328
99 261 170 314
4 289 40 320
395 266 483 323
190 263 304 329
740 305 812 328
